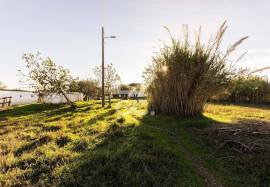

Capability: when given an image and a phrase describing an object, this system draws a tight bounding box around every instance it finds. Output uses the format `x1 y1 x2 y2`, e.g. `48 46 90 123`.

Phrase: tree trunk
60 90 76 109
38 92 45 104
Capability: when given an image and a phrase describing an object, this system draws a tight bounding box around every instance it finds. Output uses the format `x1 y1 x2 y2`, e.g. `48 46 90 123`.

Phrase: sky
0 0 270 89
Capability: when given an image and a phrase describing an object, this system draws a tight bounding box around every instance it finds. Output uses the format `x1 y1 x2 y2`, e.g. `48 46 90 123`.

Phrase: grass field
0 100 270 186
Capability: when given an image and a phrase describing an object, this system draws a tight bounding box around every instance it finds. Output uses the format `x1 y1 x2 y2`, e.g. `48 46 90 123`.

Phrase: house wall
0 90 38 105
129 91 145 98
44 92 83 104
117 90 145 99
0 90 83 105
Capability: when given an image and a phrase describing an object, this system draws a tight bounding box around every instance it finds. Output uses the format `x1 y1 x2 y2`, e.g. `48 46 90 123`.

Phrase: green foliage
144 22 247 117
227 76 270 103
119 84 131 90
129 82 142 91
70 79 100 100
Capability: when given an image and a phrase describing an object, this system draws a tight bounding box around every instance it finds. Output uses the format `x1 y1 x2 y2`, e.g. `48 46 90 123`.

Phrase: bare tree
93 63 121 107
19 52 76 108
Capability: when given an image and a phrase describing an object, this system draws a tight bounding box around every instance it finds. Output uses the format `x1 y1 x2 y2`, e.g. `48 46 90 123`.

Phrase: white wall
44 92 83 104
0 90 38 105
0 90 83 105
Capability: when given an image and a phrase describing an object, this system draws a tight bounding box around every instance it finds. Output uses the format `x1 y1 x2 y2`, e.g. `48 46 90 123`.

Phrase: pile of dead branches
208 120 270 154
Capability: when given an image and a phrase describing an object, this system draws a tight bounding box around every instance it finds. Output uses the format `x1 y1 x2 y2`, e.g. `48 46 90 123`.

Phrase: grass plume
144 22 248 117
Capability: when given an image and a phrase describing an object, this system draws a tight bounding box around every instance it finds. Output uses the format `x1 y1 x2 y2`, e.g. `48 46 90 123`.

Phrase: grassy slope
0 100 270 186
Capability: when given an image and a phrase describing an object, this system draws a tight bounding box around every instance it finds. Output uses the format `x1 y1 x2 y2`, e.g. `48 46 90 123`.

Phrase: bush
70 79 100 100
227 76 270 103
144 22 247 117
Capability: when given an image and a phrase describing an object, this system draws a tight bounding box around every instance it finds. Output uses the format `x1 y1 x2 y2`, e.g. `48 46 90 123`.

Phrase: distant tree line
119 83 142 91
213 72 270 104
70 79 100 100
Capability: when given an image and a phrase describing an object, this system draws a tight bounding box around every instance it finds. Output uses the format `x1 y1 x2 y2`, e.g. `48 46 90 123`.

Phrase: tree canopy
70 79 100 100
19 52 76 108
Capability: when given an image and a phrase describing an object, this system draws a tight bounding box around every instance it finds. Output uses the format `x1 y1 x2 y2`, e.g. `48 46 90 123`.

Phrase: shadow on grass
44 104 95 119
14 135 52 157
67 108 118 131
16 113 214 186
0 102 95 119
59 113 270 187
0 104 63 118
86 109 117 124
55 115 204 187
8 106 270 186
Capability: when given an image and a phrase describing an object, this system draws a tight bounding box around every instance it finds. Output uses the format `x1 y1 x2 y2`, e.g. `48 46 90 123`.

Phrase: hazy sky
0 0 270 89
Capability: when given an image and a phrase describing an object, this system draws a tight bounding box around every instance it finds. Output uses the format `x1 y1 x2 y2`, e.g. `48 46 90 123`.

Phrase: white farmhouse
117 90 145 99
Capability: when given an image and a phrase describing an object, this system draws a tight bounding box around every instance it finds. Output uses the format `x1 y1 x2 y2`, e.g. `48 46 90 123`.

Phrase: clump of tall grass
144 21 248 117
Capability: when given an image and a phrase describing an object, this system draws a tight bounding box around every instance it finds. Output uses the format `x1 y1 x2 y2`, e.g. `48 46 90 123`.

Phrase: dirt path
115 102 222 186
146 125 223 187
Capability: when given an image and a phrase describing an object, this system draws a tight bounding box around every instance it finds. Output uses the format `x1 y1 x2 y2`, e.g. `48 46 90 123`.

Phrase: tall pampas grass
144 21 248 117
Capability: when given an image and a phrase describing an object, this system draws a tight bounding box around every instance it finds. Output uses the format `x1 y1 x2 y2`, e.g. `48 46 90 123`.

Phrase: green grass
204 102 270 123
0 100 269 186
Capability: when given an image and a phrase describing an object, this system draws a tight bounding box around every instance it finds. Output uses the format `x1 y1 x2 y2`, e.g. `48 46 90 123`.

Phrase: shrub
227 76 270 103
144 22 247 117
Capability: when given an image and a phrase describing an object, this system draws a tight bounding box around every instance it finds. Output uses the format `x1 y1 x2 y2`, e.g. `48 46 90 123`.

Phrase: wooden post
8 97 11 106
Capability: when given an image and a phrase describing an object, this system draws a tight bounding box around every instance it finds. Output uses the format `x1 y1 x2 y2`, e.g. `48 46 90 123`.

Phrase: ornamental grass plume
144 21 248 117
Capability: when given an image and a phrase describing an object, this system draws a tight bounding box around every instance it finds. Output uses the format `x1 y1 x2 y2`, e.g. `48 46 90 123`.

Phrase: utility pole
102 27 105 107
101 27 116 107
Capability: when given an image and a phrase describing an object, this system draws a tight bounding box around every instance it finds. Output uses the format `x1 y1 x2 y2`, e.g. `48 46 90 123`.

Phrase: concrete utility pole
101 27 116 107
102 27 105 107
